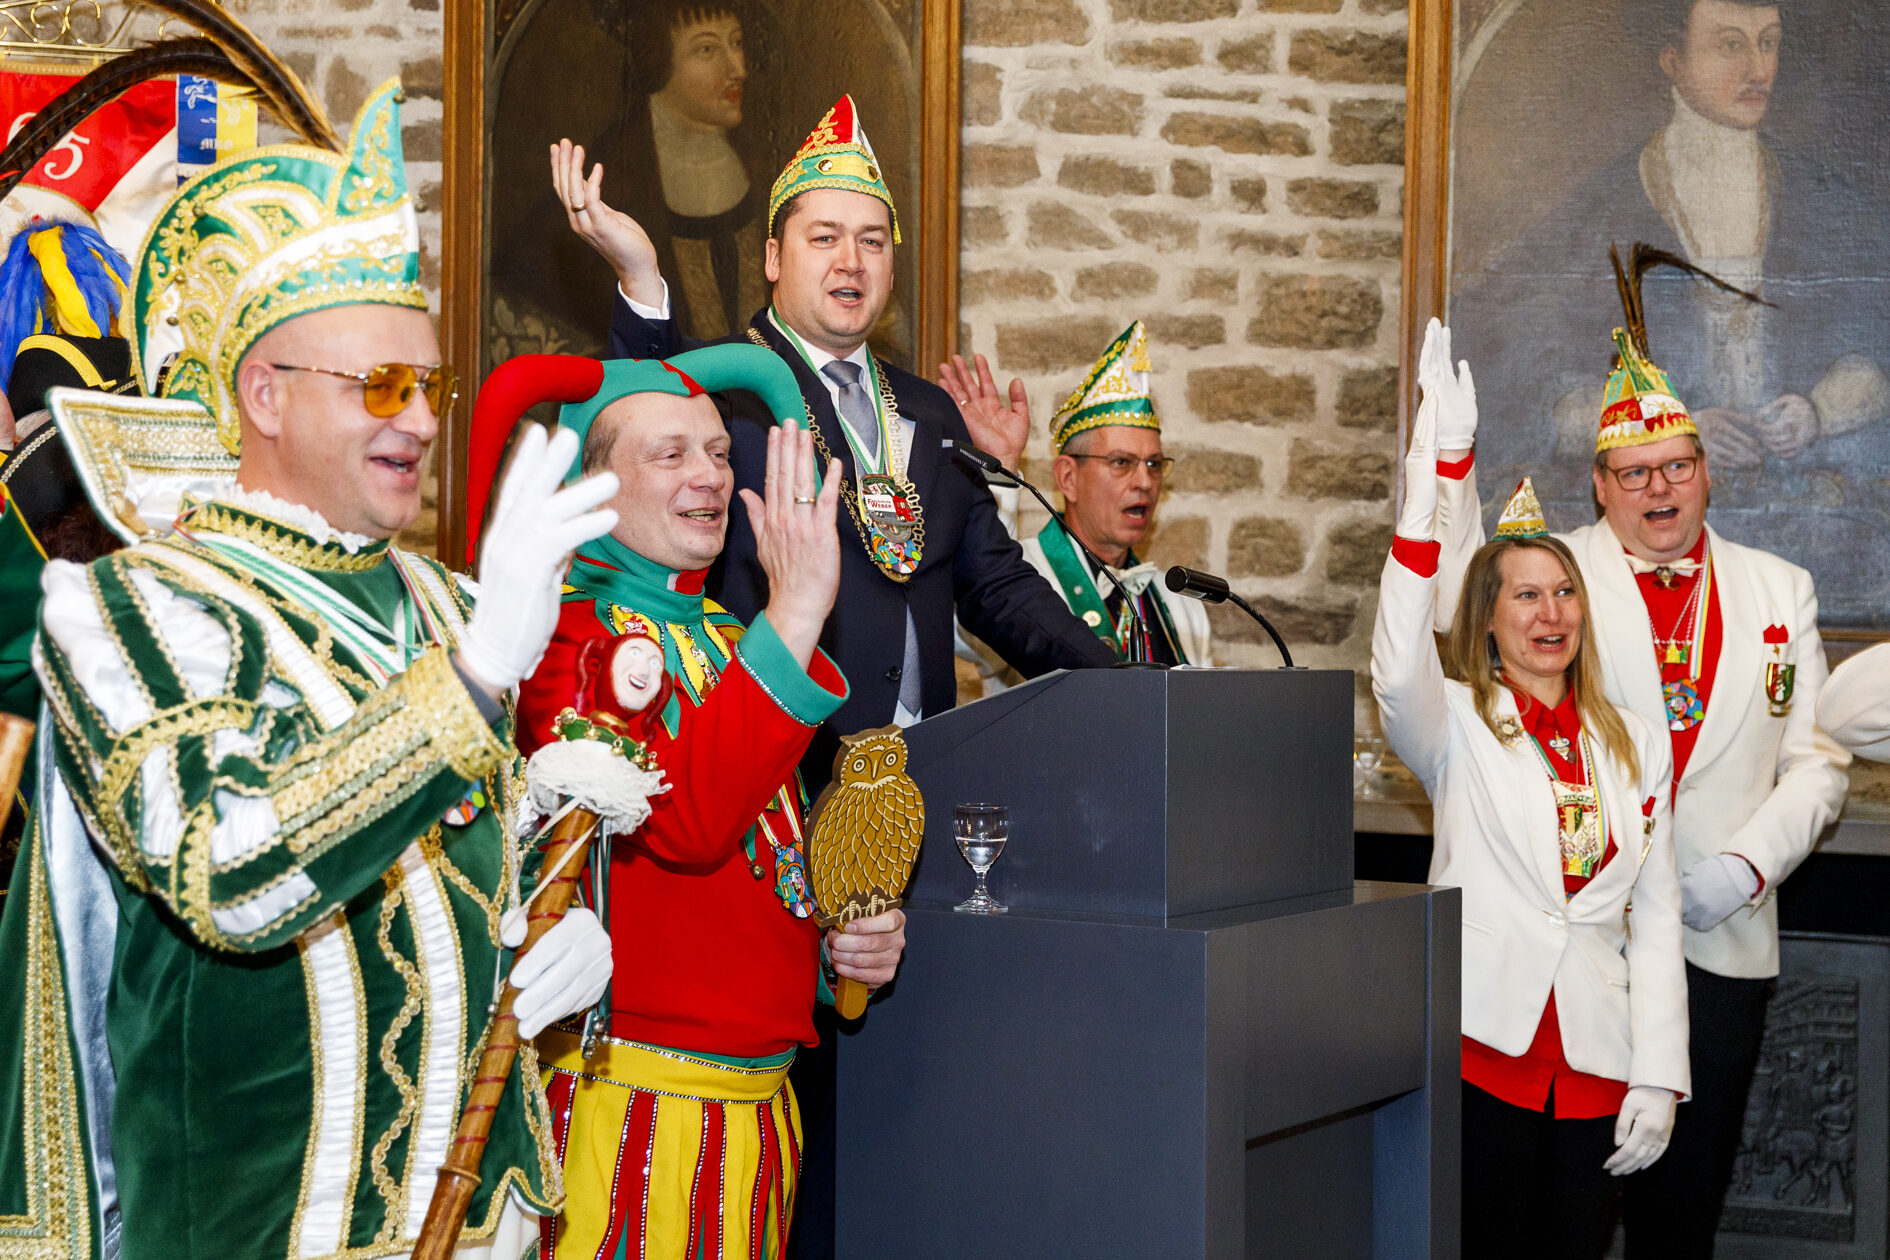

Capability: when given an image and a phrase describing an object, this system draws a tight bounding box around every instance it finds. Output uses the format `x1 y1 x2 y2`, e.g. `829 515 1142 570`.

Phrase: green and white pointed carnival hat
53 78 426 543
130 77 424 455
1050 320 1158 454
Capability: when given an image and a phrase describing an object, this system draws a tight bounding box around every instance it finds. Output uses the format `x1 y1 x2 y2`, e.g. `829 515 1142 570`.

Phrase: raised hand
550 138 664 308
1417 316 1477 452
939 352 1029 468
739 424 842 669
1397 391 1441 543
459 424 619 696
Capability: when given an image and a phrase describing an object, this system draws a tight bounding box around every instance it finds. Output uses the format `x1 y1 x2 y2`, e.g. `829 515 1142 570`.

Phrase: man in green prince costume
2 79 622 1259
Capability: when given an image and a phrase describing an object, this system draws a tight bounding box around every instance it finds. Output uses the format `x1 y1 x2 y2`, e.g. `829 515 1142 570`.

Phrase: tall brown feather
133 0 339 151
0 39 257 201
1609 240 1771 362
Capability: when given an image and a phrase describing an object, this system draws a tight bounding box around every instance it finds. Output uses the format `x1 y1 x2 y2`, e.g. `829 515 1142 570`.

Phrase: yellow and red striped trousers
538 1027 800 1260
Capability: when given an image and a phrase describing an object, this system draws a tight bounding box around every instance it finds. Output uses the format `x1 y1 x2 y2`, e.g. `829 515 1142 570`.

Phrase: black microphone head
1165 565 1233 602
945 438 1003 473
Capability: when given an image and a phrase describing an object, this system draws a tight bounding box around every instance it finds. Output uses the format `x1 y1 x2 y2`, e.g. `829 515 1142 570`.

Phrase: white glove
1605 1086 1677 1176
1680 852 1761 931
1397 391 1441 541
505 906 613 1040
1416 316 1478 451
458 424 619 693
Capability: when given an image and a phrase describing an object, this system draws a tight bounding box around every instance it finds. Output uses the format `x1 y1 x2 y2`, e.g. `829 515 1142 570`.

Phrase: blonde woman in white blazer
1425 310 1851 1257
1375 336 1689 1259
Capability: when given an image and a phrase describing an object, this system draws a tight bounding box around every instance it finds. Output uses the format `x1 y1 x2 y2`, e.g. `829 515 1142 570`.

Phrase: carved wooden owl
805 725 925 930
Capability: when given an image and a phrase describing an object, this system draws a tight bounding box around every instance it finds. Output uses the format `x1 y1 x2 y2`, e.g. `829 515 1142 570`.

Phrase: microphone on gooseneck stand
943 438 1165 668
1164 566 1297 669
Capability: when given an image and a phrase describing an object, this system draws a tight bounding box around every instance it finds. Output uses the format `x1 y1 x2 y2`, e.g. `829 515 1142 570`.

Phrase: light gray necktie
819 359 880 465
818 360 921 716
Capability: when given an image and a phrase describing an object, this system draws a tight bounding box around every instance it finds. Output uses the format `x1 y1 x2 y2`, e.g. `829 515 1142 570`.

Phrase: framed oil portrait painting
437 0 961 562
1401 0 1890 632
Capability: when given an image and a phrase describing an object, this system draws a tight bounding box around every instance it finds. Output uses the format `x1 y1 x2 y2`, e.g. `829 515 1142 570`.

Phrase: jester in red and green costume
469 345 908 1259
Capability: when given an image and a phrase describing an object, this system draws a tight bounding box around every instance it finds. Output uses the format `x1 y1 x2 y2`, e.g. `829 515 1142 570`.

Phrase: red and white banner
0 64 256 265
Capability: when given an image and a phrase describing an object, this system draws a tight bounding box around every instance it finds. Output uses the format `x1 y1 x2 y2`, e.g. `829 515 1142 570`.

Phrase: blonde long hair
1442 536 1640 783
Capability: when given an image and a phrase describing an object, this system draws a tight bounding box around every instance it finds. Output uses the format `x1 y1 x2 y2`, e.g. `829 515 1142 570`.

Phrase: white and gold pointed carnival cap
1050 320 1158 454
1493 476 1549 539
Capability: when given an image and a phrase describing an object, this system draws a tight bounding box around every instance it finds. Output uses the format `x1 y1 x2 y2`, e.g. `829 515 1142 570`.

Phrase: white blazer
1437 472 1850 979
1374 549 1690 1095
1818 641 1890 762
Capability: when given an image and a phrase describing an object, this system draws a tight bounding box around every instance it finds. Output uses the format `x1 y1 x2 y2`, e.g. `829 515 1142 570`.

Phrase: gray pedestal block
835 671 1457 1257
836 883 1460 1258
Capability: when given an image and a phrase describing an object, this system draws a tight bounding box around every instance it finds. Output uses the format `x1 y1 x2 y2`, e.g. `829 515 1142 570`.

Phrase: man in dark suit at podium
550 96 1113 1258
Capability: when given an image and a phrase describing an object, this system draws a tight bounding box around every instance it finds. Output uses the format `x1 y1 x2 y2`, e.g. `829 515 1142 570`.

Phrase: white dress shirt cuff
619 279 671 322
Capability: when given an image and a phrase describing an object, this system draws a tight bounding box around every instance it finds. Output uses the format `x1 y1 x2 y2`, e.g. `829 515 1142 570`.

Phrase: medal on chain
749 326 925 582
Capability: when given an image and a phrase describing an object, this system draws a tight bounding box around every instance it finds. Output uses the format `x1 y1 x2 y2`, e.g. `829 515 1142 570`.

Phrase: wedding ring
794 495 817 505
956 397 969 404
570 201 586 212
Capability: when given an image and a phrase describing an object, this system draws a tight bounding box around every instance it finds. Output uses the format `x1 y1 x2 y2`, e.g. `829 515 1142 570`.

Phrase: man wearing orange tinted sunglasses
24 78 624 1258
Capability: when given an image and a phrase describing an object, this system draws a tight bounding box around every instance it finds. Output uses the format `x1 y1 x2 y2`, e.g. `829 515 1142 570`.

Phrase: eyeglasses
1603 456 1699 492
270 362 459 419
1066 453 1175 479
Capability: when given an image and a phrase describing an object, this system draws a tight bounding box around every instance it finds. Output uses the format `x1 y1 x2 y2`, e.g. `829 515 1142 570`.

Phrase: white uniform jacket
1437 471 1851 979
1375 548 1690 1096
1818 641 1890 762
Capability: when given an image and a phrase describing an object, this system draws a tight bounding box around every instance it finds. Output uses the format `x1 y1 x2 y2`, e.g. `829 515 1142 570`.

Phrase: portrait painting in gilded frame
437 0 961 562
1402 0 1890 630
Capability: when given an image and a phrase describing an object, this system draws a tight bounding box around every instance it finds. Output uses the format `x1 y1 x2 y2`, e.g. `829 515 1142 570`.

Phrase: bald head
232 304 442 538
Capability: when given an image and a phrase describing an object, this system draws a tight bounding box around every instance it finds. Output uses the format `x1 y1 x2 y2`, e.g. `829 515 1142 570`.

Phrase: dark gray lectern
834 669 1459 1259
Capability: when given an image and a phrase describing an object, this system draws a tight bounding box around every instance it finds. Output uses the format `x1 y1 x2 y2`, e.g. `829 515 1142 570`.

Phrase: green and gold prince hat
1050 320 1159 454
130 77 425 454
767 95 900 244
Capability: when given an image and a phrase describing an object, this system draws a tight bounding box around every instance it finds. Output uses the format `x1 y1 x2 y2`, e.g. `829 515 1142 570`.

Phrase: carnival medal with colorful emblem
1763 623 1794 717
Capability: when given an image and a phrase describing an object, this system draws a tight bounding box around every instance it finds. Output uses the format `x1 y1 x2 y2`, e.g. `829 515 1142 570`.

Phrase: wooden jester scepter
412 649 667 1259
414 355 677 1258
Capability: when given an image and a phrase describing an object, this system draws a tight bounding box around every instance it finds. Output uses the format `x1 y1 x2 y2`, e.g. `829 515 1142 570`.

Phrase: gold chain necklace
744 327 925 582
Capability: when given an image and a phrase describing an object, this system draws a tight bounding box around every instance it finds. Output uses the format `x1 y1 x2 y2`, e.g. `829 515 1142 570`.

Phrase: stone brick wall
959 0 1406 702
230 0 446 549
229 0 1408 704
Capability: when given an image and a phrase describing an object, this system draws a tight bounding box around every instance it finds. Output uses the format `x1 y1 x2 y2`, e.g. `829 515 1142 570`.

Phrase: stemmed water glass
953 802 1008 914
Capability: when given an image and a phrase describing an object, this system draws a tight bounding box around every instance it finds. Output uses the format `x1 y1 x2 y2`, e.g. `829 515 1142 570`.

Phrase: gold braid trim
407 645 506 781
0 828 93 1258
98 699 261 814
272 647 503 852
192 501 388 572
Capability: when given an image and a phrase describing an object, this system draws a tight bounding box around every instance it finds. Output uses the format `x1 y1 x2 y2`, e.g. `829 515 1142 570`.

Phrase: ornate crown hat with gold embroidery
767 94 900 244
1596 242 1764 455
130 77 424 454
1492 476 1549 540
1050 320 1158 454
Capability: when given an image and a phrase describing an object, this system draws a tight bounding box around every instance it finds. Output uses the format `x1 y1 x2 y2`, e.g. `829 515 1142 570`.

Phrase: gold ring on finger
794 496 817 505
